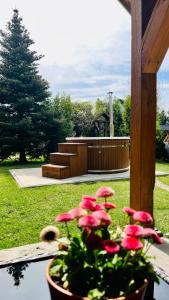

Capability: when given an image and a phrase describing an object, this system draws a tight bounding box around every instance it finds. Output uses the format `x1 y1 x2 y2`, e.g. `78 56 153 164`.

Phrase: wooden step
58 142 86 154
58 143 88 175
42 164 70 179
50 152 77 166
45 142 88 179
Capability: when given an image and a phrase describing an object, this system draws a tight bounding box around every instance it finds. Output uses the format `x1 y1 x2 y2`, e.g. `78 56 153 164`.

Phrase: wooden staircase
42 142 87 179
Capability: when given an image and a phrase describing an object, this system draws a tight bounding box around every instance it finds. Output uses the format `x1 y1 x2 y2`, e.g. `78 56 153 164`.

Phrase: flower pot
46 260 148 300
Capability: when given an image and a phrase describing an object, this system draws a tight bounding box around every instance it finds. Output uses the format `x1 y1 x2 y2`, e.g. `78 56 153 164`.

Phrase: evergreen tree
0 9 50 162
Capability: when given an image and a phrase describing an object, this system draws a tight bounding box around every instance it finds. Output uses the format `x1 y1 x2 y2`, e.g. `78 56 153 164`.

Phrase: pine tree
0 9 50 162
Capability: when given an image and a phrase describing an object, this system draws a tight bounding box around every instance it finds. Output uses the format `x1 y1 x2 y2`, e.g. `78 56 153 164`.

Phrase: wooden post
130 0 157 215
117 0 131 13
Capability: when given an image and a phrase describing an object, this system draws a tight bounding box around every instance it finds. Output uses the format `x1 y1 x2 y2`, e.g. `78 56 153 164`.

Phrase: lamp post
108 91 114 137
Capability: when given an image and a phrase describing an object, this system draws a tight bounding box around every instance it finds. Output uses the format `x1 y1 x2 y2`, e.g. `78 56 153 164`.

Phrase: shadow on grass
73 178 130 186
0 159 46 171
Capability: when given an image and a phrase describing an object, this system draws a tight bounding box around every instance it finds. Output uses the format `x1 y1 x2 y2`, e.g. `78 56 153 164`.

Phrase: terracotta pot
46 260 148 300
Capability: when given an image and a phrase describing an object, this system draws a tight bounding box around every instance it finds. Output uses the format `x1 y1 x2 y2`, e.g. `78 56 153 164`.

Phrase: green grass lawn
156 160 169 185
156 160 169 172
0 160 169 250
157 176 169 185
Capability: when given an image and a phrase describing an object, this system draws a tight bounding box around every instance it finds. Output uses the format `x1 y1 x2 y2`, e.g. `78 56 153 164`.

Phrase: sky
0 0 169 110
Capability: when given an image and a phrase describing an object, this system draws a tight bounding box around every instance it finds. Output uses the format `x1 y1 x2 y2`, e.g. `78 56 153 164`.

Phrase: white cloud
1 0 169 110
159 50 169 72
39 24 131 100
0 0 130 65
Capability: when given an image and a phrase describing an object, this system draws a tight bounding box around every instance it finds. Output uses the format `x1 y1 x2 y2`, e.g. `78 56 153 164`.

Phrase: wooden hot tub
66 137 130 173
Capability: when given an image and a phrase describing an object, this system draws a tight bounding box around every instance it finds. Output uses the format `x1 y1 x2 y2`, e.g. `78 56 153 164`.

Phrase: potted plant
40 186 163 300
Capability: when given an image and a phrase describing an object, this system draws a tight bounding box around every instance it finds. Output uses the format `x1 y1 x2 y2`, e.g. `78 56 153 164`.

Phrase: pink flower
124 225 143 237
78 215 100 228
94 204 104 211
123 207 136 216
96 186 115 198
122 236 143 251
86 233 103 250
142 228 163 244
101 202 116 210
80 199 96 211
55 212 74 222
102 240 120 254
133 211 153 224
82 195 97 202
69 207 87 219
80 199 103 211
92 210 112 226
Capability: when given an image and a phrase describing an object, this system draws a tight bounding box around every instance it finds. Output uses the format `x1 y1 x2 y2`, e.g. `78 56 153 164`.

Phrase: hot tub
66 137 130 173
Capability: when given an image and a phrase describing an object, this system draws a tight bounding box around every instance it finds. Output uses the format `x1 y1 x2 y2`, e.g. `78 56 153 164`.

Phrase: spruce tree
0 9 50 162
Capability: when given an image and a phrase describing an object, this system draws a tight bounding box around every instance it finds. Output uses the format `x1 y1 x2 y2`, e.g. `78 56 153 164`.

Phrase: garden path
156 179 169 192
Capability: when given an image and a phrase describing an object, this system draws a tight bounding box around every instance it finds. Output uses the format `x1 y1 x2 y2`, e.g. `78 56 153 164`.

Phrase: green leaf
88 288 105 300
50 264 62 276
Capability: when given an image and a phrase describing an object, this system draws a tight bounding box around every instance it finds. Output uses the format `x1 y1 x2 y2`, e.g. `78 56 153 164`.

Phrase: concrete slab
1 239 169 283
9 168 169 188
0 242 58 266
148 239 169 282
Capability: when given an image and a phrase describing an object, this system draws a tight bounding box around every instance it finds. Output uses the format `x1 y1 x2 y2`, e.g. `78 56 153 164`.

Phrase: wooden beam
117 0 131 14
142 0 169 73
130 0 157 216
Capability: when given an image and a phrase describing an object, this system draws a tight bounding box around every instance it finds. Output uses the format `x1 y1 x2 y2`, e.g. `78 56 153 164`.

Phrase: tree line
0 10 167 162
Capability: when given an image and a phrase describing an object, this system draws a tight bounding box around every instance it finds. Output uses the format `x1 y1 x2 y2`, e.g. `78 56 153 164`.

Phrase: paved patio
9 167 169 188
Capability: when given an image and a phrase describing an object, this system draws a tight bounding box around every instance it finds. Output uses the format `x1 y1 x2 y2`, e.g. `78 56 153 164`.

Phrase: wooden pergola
118 0 169 217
